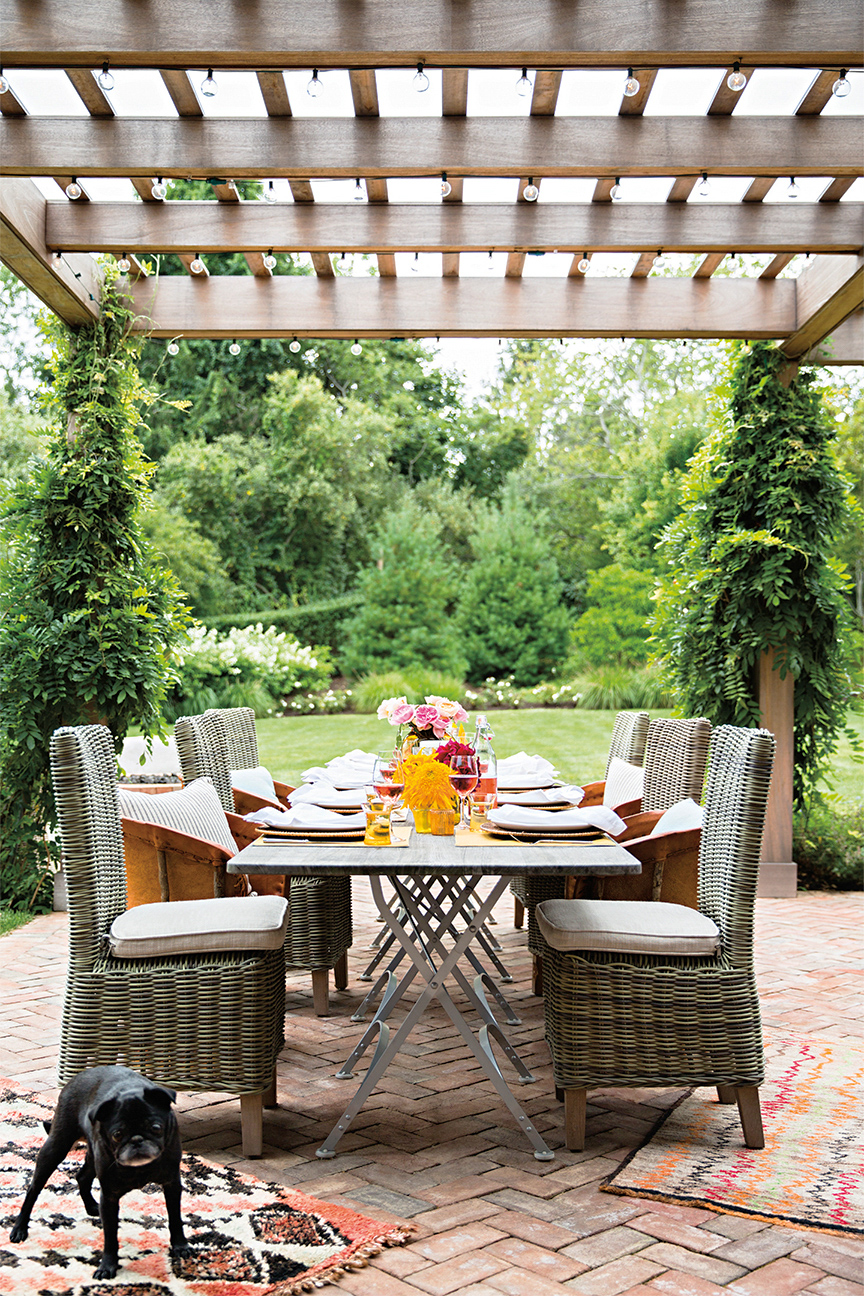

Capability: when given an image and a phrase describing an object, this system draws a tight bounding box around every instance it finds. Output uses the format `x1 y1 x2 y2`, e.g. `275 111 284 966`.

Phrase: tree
571 564 655 666
457 488 571 685
651 341 858 808
340 501 467 678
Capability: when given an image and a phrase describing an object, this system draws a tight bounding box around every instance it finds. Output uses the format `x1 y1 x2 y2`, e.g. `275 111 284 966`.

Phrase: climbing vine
0 265 191 909
651 341 858 809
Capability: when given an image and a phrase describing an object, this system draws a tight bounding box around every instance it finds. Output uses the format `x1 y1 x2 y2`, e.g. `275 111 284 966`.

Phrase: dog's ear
42 1118 52 1134
91 1096 119 1128
144 1084 177 1109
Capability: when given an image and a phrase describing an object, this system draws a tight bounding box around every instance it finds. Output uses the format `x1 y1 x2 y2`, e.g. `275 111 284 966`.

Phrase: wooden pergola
1 1 862 888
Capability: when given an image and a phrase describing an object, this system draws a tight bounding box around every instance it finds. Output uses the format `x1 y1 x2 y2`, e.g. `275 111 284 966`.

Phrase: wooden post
757 648 797 896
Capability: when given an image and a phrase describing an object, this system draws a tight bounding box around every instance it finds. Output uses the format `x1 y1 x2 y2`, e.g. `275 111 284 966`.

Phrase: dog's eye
112 1131 123 1143
150 1122 163 1134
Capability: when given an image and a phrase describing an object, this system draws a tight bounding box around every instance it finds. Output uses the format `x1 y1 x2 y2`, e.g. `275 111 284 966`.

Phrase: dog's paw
93 1258 118 1279
171 1242 195 1259
83 1199 100 1217
10 1221 28 1243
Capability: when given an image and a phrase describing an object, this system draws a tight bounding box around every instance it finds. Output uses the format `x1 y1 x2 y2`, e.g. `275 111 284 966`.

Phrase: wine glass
372 750 404 807
448 753 478 831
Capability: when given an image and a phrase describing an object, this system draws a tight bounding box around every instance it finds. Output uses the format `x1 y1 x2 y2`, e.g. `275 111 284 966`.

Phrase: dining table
228 822 640 1161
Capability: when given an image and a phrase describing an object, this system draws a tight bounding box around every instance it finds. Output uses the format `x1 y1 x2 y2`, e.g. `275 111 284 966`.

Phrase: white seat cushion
109 895 289 959
649 797 704 838
231 765 278 803
536 898 720 956
603 757 645 808
118 777 237 857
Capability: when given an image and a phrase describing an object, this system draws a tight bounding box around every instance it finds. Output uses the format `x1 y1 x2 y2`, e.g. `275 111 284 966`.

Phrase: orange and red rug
603 1032 864 1236
0 1080 413 1294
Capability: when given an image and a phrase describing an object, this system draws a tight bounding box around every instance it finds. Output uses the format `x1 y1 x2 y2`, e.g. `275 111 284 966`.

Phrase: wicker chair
51 724 286 1157
537 725 775 1151
510 710 650 931
174 707 352 1016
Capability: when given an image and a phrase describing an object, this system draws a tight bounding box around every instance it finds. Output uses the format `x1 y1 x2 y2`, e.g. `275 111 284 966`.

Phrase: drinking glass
448 753 479 831
372 750 404 806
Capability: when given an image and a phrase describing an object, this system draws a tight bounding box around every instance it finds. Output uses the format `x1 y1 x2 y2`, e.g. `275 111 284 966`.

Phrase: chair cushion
118 778 237 857
603 757 645 808
536 898 720 956
649 797 704 838
231 765 278 803
108 895 289 959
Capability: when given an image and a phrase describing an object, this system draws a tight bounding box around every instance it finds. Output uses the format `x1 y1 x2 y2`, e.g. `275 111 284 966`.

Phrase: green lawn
257 707 862 803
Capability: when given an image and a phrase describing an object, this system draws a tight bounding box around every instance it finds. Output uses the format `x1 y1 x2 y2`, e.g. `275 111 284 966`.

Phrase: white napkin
288 781 364 808
497 785 584 806
487 804 626 835
496 752 559 789
244 804 366 829
302 750 377 787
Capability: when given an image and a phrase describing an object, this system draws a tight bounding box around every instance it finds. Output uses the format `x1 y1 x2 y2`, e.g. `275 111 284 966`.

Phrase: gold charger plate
482 824 603 843
259 826 365 841
495 797 577 810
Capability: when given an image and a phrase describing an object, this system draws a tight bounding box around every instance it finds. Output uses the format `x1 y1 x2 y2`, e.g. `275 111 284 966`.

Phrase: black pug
10 1065 192 1279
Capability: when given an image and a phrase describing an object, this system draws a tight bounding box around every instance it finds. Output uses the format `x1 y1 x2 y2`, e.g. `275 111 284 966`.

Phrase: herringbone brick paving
1 886 861 1294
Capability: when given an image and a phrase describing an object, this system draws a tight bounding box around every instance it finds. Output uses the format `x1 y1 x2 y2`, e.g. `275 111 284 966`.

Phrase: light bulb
307 68 322 97
653 249 667 269
263 250 277 270
351 339 362 355
411 253 420 272
577 254 590 273
515 66 532 97
200 67 217 97
832 69 851 97
413 61 429 93
167 340 180 355
289 338 301 353
610 177 623 201
353 178 364 201
264 180 277 203
0 70 8 95
190 254 205 274
440 172 451 198
97 61 114 92
487 251 495 271
698 171 711 197
151 177 167 200
117 254 131 274
623 68 640 97
522 178 539 202
229 340 241 355
787 176 799 199
726 62 747 92
65 178 82 200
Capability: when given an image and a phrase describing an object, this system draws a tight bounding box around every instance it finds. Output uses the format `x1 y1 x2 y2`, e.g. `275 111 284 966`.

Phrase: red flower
434 740 476 764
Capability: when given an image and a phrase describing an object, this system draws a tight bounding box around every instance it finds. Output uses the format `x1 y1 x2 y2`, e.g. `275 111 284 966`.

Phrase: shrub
202 594 363 662
794 800 863 891
284 687 354 716
571 663 674 710
571 565 655 666
350 669 468 714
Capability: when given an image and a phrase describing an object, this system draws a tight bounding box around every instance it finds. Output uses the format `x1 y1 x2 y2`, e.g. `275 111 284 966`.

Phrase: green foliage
571 565 655 666
350 669 469 713
203 595 364 661
652 341 858 807
340 501 467 678
139 499 233 618
0 267 191 909
794 799 863 891
457 489 571 685
464 663 672 711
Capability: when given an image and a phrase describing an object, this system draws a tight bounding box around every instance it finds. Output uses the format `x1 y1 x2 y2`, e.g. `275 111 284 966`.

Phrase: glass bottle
473 714 498 805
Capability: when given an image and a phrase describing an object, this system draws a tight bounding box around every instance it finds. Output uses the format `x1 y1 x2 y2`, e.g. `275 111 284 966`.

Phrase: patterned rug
0 1080 413 1294
603 1032 864 1236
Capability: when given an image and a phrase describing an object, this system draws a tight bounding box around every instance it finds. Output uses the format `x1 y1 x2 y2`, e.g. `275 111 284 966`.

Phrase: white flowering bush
285 687 354 715
165 623 332 719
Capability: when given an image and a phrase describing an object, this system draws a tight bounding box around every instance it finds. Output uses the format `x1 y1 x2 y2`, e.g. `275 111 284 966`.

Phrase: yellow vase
413 808 431 833
429 808 456 836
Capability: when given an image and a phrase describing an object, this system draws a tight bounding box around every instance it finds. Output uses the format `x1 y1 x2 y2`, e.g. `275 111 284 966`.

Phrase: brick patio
1 886 861 1295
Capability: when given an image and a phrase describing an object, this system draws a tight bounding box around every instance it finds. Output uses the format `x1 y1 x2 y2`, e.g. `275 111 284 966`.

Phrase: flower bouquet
377 694 469 748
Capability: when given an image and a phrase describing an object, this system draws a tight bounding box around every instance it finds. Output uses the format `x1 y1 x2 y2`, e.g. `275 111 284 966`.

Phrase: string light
726 61 747 92
698 171 711 197
440 172 452 198
487 251 495 271
653 249 667 269
522 177 539 202
200 67 217 97
408 253 419 272
577 253 591 273
413 60 430 93
264 180 277 203
65 177 82 200
787 176 800 199
307 68 322 98
229 340 241 355
623 67 640 97
117 253 131 274
0 68 8 95
610 176 623 201
832 69 851 97
263 249 277 270
97 60 114 91
353 178 364 201
151 177 167 200
515 67 532 97
351 339 363 355
167 340 180 355
189 253 206 274
289 337 302 353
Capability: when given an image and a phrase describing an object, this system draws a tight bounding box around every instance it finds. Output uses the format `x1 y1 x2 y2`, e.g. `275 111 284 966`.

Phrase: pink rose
449 703 469 725
391 702 416 726
414 704 439 730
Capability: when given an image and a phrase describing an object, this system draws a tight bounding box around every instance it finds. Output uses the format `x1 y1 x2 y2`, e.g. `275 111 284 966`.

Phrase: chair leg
514 898 525 929
333 952 349 991
736 1086 765 1149
717 1085 737 1104
312 968 330 1016
263 1070 278 1108
240 1092 263 1158
532 954 543 997
564 1089 587 1151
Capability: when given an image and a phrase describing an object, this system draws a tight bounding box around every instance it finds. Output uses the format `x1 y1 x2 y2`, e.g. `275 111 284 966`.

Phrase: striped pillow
603 757 645 809
118 777 237 857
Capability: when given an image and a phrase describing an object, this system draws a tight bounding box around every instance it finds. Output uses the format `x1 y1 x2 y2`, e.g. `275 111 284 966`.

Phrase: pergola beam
0 176 100 324
4 1 860 68
781 254 864 357
809 310 864 365
3 116 860 180
46 202 864 256
125 275 797 340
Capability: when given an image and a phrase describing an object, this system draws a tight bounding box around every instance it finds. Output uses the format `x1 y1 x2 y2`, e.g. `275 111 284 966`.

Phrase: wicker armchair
537 725 775 1151
175 707 352 1016
510 710 649 931
51 724 286 1157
